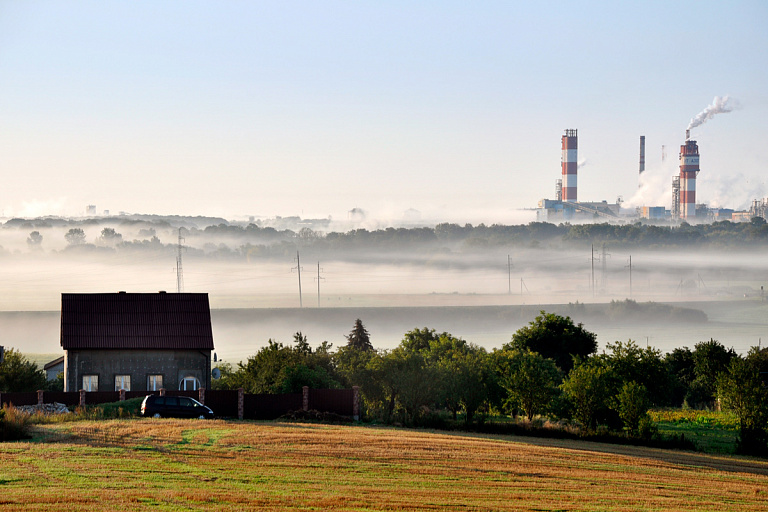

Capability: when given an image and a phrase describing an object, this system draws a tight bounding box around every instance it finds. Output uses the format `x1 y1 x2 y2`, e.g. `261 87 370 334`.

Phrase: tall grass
0 406 32 441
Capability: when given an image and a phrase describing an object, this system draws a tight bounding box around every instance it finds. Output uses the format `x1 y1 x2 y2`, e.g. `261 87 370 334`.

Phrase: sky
1 1 767 224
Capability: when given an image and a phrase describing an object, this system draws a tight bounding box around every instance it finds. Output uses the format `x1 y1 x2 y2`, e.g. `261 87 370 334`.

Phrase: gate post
119 389 126 401
37 389 44 406
302 386 309 412
237 388 244 420
160 388 166 397
79 389 86 407
352 386 360 421
198 387 205 405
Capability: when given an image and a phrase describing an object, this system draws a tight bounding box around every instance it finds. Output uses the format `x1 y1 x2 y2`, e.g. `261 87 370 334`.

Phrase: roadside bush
0 406 32 441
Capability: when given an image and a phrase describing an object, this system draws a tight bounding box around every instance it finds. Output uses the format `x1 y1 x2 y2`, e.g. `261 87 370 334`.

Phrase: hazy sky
1 1 766 223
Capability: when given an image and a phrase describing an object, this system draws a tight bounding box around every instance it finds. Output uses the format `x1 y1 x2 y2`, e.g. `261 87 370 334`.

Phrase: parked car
140 395 214 419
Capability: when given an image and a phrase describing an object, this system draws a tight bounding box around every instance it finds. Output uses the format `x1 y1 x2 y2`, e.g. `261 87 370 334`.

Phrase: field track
1 420 768 511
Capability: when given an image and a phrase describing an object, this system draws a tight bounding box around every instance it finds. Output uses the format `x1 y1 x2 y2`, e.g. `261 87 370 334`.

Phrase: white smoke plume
687 95 738 131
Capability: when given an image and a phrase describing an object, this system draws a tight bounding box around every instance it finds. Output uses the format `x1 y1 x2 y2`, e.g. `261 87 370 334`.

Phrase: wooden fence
0 386 360 421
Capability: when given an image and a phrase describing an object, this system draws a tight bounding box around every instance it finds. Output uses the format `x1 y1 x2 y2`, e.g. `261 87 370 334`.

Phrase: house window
180 376 200 391
82 375 99 392
147 375 163 391
115 375 131 391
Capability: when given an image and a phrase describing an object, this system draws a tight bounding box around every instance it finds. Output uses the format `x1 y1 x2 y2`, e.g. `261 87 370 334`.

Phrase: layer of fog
1 216 766 364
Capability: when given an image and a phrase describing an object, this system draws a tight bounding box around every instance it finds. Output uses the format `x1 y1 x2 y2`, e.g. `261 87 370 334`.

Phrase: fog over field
1 215 767 364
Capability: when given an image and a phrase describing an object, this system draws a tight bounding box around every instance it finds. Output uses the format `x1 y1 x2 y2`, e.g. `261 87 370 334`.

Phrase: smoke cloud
687 95 738 131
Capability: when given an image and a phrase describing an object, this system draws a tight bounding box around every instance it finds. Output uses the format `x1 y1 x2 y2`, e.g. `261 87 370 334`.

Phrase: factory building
533 128 761 224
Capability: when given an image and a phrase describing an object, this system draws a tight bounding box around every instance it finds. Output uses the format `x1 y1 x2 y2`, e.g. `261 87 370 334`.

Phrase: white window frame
114 374 131 391
82 375 99 392
147 374 163 391
180 376 200 391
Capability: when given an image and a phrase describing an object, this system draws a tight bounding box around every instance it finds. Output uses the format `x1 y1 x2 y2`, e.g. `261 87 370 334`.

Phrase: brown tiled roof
60 293 214 350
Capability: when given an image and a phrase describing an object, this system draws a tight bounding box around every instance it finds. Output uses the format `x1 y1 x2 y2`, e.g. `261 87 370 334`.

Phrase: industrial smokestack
685 129 690 141
639 136 645 176
561 129 578 202
679 135 700 219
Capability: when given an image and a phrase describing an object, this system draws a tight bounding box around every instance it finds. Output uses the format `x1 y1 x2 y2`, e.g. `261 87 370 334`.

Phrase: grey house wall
64 349 211 392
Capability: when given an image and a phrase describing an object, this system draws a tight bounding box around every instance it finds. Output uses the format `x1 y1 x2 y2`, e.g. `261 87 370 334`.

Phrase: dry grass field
1 420 768 511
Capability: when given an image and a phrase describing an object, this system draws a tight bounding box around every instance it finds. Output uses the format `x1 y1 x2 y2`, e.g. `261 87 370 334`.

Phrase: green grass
0 419 766 511
650 409 740 453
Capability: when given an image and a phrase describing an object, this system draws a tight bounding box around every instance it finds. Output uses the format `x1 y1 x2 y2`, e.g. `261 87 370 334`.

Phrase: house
60 292 214 393
44 356 64 381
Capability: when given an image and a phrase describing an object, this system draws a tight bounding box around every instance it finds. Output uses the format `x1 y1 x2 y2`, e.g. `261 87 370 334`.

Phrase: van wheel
153 413 161 418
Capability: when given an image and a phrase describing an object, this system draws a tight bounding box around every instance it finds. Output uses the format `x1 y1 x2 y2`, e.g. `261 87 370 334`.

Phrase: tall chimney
639 136 646 176
679 135 700 219
561 129 578 202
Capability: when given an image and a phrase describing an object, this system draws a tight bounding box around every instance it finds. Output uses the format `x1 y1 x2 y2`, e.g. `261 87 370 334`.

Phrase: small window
82 375 99 392
165 397 179 406
115 375 131 391
147 375 163 391
179 397 193 407
180 376 200 391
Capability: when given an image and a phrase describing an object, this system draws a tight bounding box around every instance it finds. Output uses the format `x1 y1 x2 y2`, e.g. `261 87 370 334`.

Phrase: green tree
506 311 597 375
27 231 43 249
217 336 341 394
498 350 561 421
99 227 123 246
346 319 373 351
561 361 613 431
690 339 736 408
717 349 768 455
602 340 672 406
0 348 47 392
612 381 650 436
64 228 86 246
422 333 491 424
665 347 695 407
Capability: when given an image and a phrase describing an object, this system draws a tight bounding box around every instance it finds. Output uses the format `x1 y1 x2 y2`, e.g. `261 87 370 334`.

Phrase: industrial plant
536 127 765 224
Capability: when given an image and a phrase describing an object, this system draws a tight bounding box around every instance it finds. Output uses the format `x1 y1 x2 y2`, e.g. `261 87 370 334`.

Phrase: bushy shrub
0 406 32 441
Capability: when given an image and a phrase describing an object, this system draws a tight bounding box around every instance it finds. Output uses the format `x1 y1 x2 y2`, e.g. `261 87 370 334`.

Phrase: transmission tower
315 261 325 307
176 227 185 293
291 251 303 308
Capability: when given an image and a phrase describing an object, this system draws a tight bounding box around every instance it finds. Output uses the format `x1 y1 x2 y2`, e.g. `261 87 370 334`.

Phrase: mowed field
1 421 768 511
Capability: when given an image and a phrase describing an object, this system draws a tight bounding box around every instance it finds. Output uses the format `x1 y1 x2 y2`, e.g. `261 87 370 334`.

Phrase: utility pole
520 278 529 295
176 227 185 293
591 244 595 297
315 261 325 307
508 255 512 295
601 243 609 292
292 251 303 308
627 255 632 298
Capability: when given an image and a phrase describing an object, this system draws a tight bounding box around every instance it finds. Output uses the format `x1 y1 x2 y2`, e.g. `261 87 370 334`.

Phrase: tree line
7 217 768 260
213 313 768 454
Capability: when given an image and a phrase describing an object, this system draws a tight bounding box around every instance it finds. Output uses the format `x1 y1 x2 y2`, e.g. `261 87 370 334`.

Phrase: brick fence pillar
302 386 309 412
198 387 205 405
159 388 166 397
37 389 44 406
237 388 244 420
352 386 360 421
79 389 86 407
119 389 126 401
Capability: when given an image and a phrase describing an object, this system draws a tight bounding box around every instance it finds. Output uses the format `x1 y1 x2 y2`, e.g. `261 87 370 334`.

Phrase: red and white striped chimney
679 131 699 219
561 129 578 202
